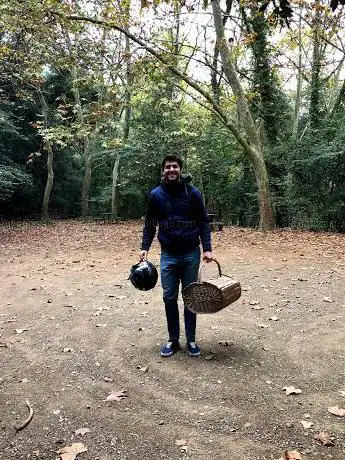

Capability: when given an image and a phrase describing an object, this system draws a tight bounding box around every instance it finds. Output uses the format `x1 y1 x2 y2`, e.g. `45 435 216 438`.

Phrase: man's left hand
203 251 213 263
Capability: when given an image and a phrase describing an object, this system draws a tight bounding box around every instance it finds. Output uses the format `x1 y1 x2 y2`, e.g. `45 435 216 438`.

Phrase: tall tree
211 0 274 229
111 2 132 217
309 0 324 131
62 1 275 230
37 89 54 221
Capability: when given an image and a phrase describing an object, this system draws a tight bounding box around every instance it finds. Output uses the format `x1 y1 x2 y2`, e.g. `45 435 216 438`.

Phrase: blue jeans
160 247 201 343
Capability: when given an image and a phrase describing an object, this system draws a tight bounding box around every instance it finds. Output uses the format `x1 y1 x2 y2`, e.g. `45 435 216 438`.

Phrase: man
140 154 213 357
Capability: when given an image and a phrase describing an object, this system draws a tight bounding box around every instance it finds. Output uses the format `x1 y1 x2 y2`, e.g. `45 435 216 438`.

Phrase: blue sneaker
187 342 201 357
160 341 180 357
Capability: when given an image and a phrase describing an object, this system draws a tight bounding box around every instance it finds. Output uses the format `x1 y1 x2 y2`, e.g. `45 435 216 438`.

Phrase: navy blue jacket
141 179 212 255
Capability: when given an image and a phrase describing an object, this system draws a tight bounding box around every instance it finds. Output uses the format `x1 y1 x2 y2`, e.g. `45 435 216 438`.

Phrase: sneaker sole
188 351 201 357
160 348 180 357
160 351 174 357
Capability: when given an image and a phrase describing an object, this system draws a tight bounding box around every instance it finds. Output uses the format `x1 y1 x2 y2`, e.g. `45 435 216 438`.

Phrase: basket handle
198 258 222 282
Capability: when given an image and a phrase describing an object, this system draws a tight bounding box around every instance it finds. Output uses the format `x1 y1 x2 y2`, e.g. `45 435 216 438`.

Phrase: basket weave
182 259 241 314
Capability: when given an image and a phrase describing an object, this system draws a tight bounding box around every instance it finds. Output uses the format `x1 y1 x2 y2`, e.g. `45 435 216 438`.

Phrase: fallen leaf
283 386 302 395
96 306 110 311
14 328 28 334
300 420 313 429
314 431 334 446
137 366 148 372
62 347 74 353
328 405 345 417
217 340 233 347
5 318 17 323
105 390 127 402
57 442 87 460
278 450 303 460
74 428 90 437
175 439 188 446
323 297 333 303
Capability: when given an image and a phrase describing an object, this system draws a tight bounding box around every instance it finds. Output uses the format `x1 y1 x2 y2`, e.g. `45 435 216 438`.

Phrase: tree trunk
111 20 132 217
42 143 54 222
210 0 233 104
330 77 345 119
252 150 273 231
111 152 120 216
70 64 93 218
38 89 54 222
242 5 287 145
211 0 274 230
292 5 303 138
81 138 91 218
309 0 323 131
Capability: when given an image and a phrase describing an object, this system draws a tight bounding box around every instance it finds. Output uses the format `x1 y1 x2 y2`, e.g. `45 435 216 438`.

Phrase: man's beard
165 173 180 182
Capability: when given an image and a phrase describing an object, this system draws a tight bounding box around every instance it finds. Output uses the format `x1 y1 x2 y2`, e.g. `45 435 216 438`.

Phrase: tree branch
53 12 257 158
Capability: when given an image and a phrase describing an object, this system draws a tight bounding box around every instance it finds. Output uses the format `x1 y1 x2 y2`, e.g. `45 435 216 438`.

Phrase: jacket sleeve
141 192 157 251
193 189 212 252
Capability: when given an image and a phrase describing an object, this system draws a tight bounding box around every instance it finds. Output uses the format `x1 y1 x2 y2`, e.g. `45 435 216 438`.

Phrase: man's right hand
139 250 148 262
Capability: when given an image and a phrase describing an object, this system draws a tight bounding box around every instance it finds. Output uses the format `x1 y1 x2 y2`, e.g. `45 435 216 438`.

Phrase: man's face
163 161 181 182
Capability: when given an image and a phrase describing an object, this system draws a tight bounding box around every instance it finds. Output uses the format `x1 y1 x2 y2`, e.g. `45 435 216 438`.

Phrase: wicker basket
182 259 241 314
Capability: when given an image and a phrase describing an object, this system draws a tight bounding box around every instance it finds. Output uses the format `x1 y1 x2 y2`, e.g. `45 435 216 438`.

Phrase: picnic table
95 213 120 224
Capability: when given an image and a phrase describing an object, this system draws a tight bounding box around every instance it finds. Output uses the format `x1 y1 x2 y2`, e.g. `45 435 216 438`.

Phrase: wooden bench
207 213 224 231
95 214 121 224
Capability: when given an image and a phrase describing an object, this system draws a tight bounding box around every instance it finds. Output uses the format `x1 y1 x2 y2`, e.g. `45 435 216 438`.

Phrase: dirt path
0 221 344 460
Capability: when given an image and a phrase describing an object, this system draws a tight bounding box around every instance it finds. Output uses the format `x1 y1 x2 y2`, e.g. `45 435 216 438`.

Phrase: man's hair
161 154 183 171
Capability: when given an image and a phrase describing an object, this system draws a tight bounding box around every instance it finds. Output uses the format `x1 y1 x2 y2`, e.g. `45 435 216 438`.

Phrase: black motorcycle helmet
129 260 158 291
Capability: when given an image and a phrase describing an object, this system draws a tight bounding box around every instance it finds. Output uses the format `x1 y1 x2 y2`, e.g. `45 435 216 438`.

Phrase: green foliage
268 116 345 231
243 5 293 146
0 165 33 201
0 0 344 232
0 110 34 207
